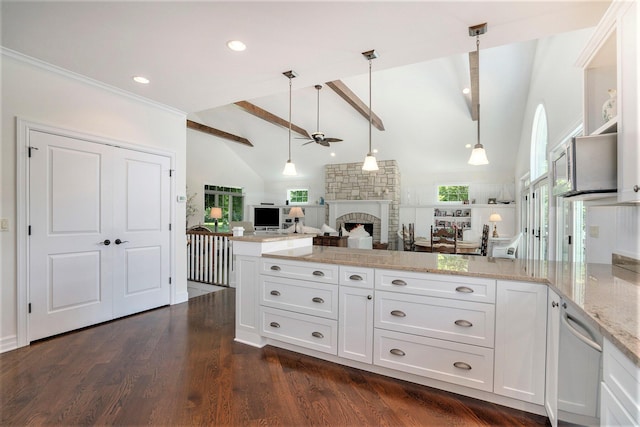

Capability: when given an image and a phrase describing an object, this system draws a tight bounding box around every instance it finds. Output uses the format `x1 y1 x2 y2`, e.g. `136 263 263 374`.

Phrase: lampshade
362 50 379 172
282 160 297 176
362 154 379 171
210 207 222 219
288 207 305 218
468 143 489 165
489 213 502 222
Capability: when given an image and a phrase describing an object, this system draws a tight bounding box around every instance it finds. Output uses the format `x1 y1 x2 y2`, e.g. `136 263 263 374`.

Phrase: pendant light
282 70 298 176
362 50 379 171
468 23 489 166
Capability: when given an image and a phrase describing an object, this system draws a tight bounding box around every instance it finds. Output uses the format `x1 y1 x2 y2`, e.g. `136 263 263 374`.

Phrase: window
287 189 309 204
203 185 244 231
437 185 469 203
530 104 548 181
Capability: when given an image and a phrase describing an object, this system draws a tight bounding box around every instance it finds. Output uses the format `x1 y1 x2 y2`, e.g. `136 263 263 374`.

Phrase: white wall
1 50 188 350
186 128 265 227
514 28 591 183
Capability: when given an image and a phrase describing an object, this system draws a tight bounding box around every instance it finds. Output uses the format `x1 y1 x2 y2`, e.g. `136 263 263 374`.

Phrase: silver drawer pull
312 297 324 304
390 348 406 356
454 319 473 327
453 361 472 370
312 270 325 277
269 322 280 328
270 265 281 271
391 279 407 286
390 310 406 317
311 331 324 339
455 286 474 293
270 290 281 296
349 274 363 281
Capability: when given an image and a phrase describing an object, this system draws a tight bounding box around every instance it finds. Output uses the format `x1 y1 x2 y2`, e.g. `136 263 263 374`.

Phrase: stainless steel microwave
552 133 617 197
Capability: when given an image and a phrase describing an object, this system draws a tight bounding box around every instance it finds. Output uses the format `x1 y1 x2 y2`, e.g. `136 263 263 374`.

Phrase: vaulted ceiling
1 1 610 182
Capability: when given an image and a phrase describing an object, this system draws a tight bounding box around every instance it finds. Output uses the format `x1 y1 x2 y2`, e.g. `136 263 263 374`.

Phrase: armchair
492 233 522 259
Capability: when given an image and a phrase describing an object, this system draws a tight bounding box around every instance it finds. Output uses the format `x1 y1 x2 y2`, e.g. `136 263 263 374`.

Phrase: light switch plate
589 225 599 238
0 218 8 231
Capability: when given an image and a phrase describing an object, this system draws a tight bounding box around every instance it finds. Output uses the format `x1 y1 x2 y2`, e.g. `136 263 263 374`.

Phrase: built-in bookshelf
433 207 471 238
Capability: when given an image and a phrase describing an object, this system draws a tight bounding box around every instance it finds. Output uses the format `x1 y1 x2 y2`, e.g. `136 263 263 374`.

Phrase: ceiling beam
469 50 479 121
186 119 253 147
325 80 385 131
234 101 311 139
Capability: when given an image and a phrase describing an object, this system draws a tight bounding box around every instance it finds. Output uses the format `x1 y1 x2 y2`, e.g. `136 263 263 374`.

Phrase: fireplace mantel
326 200 391 243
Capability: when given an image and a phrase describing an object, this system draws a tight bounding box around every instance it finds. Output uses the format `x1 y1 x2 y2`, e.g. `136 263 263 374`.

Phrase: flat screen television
254 207 280 228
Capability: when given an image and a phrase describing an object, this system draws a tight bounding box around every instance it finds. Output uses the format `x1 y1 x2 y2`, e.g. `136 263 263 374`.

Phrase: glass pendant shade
362 154 379 171
468 143 489 165
282 160 297 176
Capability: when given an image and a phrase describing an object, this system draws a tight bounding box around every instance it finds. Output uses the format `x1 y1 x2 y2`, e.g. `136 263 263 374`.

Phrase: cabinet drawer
375 291 495 348
603 339 640 425
376 269 495 303
261 258 339 284
340 266 375 289
374 329 494 392
261 307 337 355
260 276 338 320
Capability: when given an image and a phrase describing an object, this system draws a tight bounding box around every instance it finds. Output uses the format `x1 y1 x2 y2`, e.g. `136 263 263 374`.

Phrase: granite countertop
262 246 640 367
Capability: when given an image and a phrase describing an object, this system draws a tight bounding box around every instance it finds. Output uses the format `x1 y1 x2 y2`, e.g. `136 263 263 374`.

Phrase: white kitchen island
230 235 640 423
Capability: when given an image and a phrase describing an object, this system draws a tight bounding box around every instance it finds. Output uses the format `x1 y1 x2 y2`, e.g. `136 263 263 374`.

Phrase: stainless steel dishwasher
557 300 603 426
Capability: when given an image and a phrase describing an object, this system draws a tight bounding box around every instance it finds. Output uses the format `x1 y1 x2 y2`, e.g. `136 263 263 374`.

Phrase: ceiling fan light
362 154 379 171
468 144 489 165
283 160 297 176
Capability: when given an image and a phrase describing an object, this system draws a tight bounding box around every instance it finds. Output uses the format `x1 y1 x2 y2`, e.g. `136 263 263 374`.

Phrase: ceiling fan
299 84 343 147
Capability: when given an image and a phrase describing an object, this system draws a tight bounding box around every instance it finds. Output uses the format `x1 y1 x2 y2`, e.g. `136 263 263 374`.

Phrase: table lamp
210 207 222 232
489 213 502 238
288 207 305 233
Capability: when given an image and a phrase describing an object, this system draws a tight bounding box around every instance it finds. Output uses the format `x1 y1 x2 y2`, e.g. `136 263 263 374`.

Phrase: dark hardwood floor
1 289 550 426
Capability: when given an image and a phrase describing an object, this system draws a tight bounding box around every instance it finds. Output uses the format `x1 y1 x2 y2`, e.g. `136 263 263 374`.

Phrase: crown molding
1 46 186 117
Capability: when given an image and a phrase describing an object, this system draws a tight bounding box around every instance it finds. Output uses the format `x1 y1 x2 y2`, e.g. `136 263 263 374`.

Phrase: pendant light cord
288 77 292 161
476 35 481 148
368 58 372 155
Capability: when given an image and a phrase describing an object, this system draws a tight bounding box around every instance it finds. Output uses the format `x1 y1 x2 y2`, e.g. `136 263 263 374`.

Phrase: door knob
115 239 129 245
100 239 111 246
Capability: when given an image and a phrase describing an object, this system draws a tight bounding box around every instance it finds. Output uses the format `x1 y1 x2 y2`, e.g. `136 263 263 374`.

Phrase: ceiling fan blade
324 138 343 143
301 140 314 146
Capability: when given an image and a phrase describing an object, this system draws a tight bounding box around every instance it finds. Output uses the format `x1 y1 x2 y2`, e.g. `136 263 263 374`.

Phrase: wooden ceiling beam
325 80 385 131
234 100 311 139
186 119 253 147
469 50 479 121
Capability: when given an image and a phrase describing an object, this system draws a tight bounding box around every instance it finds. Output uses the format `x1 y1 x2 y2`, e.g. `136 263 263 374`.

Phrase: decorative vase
602 89 617 122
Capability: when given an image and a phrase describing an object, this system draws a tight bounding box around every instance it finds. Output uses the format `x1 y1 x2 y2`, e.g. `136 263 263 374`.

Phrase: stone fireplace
325 160 400 249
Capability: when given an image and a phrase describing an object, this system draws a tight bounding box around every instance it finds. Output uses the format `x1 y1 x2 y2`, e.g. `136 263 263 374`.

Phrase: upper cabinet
577 0 639 202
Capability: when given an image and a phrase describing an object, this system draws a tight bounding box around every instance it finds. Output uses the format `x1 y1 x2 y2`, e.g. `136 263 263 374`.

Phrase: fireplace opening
344 222 374 236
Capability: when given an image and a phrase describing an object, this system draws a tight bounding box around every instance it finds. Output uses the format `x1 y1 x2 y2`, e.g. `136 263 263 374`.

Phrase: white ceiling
1 1 610 182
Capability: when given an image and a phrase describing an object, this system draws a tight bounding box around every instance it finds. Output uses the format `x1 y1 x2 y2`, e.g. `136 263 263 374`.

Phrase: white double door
28 130 171 341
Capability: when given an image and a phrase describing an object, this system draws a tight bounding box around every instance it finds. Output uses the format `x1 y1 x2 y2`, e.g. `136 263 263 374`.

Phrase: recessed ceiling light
227 40 246 52
373 148 378 154
462 87 471 95
465 143 472 148
330 152 336 157
133 76 150 84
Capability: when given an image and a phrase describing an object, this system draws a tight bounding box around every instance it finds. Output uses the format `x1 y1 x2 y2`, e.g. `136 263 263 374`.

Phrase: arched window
530 104 548 181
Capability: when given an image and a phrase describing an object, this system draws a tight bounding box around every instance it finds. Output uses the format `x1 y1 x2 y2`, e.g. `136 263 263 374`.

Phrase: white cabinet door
338 286 374 364
112 149 171 318
618 1 639 203
494 281 547 404
545 289 562 427
29 131 114 340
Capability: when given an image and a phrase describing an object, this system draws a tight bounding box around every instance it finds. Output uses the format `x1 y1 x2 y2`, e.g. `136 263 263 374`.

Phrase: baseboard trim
0 335 18 354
